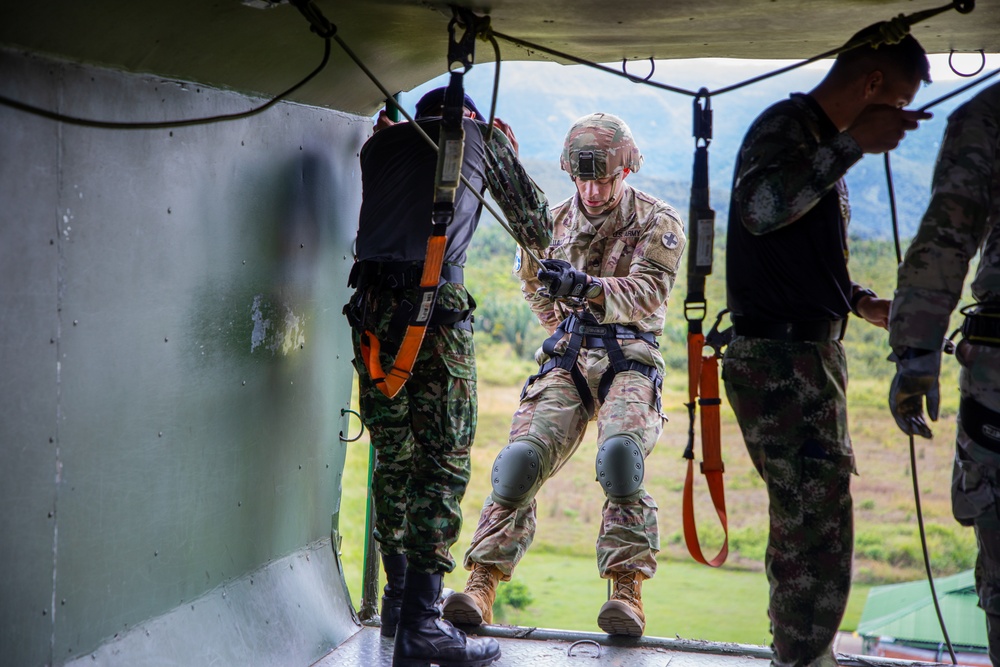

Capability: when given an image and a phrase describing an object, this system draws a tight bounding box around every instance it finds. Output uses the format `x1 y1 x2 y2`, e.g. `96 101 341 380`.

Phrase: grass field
335 374 972 644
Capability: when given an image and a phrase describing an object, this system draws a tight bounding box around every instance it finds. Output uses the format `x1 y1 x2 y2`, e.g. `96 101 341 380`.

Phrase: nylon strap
682 343 728 567
359 17 475 398
682 91 728 567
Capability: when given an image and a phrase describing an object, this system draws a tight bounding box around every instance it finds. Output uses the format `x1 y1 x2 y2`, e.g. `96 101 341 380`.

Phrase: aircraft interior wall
0 47 368 666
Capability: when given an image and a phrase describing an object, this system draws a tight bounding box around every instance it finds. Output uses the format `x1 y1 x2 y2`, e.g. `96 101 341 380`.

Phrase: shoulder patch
513 247 522 272
640 214 686 272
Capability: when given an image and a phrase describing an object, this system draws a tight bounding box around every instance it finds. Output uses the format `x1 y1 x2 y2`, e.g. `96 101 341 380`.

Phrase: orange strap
359 234 447 399
682 331 729 567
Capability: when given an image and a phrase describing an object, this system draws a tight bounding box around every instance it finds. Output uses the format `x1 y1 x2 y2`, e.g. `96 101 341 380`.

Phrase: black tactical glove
888 348 941 439
537 259 589 298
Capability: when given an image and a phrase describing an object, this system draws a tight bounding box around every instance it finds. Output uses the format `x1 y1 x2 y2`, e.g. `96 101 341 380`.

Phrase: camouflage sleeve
514 247 561 334
598 204 686 325
480 125 554 251
734 104 862 235
889 94 999 351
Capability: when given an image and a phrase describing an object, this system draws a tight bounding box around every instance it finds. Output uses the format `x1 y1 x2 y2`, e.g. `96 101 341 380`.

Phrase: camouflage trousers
954 343 1000 667
722 336 855 667
350 282 476 575
464 346 663 581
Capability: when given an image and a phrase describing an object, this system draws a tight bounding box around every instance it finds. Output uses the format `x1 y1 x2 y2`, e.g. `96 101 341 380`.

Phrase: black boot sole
392 650 501 667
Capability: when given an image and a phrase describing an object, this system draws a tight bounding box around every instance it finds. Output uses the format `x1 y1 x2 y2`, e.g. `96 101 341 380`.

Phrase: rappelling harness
521 310 663 420
347 13 481 400
957 303 1000 455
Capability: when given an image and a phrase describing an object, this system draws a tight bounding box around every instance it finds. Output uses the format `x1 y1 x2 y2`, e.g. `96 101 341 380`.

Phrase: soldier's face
865 71 921 109
575 173 624 215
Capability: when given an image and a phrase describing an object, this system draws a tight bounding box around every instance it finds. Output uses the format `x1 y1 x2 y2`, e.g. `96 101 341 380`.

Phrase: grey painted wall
0 48 368 666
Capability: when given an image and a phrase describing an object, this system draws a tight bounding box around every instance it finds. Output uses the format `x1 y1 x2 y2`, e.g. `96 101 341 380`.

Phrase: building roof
857 570 986 650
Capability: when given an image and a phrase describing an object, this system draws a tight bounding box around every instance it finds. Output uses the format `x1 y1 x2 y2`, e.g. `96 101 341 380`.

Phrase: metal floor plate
313 624 776 667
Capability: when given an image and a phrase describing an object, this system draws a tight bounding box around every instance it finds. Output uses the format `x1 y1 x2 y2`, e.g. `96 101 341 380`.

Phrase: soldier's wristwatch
585 277 604 299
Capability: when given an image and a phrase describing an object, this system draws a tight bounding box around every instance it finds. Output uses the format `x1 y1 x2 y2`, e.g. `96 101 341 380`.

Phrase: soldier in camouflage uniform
442 112 686 637
346 87 552 667
721 26 930 667
888 81 1000 667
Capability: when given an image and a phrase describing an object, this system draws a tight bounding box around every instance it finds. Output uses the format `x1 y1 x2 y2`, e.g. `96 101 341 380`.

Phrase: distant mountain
399 58 986 240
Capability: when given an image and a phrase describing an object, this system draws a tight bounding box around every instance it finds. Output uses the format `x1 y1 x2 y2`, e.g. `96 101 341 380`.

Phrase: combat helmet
560 112 642 179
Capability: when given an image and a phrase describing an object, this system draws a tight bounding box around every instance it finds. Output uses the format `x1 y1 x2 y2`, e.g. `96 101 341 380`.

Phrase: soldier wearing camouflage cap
723 24 930 667
442 112 686 637
889 81 1000 667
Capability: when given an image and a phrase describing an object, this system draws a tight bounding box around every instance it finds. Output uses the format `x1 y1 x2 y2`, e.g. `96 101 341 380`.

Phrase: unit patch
662 232 680 249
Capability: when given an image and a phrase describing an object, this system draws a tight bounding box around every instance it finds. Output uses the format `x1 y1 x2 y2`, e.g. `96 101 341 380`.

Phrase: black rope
885 153 903 265
909 433 959 664
0 38 332 130
919 66 1000 112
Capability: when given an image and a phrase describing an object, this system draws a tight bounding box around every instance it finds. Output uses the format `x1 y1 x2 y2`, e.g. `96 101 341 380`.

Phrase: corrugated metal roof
857 570 986 650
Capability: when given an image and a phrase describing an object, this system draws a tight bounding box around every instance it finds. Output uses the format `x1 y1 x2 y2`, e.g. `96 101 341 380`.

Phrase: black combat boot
380 553 407 638
392 569 501 667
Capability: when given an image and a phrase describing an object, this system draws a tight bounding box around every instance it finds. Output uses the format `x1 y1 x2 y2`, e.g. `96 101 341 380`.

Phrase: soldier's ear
862 70 884 100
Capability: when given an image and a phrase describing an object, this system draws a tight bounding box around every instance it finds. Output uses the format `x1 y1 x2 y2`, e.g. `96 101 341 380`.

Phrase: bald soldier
441 112 686 637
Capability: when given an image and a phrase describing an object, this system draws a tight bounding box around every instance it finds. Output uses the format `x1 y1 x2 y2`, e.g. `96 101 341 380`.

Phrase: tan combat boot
441 563 501 626
597 571 646 637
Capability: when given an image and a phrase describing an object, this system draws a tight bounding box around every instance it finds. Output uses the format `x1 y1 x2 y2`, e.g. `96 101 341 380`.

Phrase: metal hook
949 49 986 77
622 57 655 83
339 408 365 442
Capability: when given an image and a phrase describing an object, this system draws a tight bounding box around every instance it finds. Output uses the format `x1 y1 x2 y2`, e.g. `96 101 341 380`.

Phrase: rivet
242 380 246 386
158 432 163 437
164 337 168 343
73 320 78 326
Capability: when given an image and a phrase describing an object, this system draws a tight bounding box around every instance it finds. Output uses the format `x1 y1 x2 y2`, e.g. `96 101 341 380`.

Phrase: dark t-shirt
356 117 487 266
726 94 855 322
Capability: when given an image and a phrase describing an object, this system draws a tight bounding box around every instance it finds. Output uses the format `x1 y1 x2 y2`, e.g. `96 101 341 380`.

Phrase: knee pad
491 440 543 507
596 435 644 499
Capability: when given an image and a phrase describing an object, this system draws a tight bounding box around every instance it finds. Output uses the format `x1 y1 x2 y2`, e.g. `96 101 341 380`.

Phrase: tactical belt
349 260 464 290
960 395 1000 454
732 315 847 342
521 312 661 419
961 303 1000 347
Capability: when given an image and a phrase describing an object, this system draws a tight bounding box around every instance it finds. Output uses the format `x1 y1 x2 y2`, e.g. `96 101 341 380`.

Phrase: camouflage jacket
478 123 554 253
516 183 686 336
889 82 1000 351
727 93 865 322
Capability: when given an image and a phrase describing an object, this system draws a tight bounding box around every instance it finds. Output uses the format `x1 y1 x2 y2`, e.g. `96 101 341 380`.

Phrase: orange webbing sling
359 66 469 399
681 92 729 567
682 326 728 567
359 234 447 399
